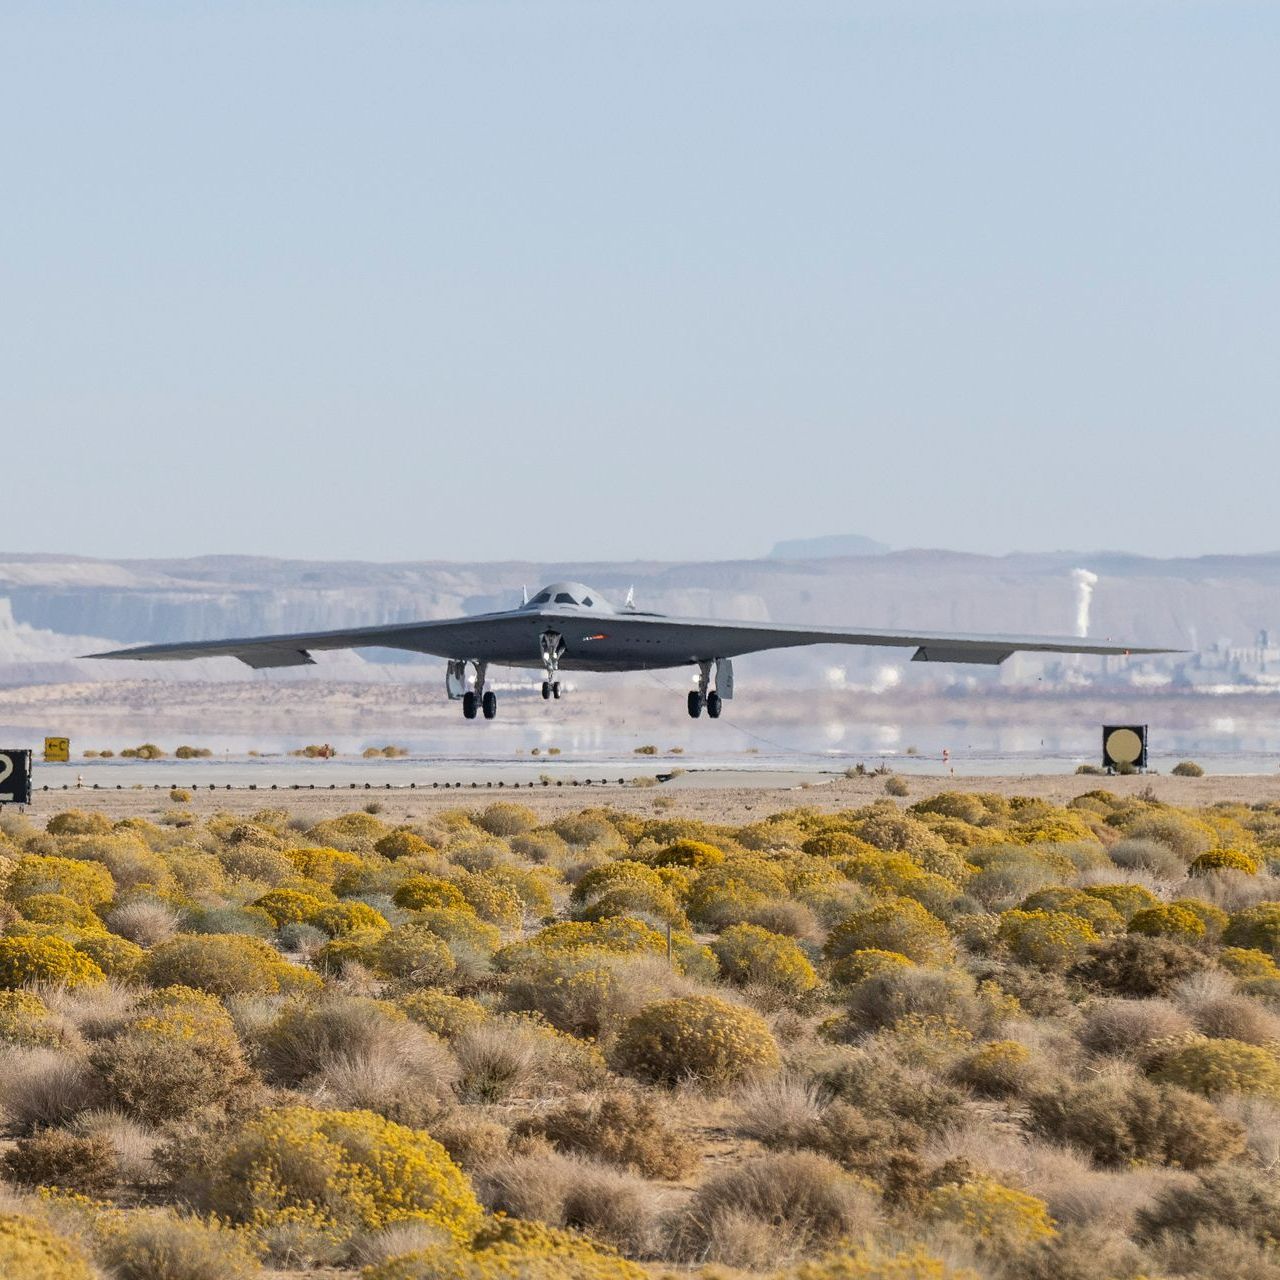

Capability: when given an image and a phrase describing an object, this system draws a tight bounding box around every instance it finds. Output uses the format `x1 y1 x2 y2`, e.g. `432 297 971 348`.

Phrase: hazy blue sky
3 2 1277 564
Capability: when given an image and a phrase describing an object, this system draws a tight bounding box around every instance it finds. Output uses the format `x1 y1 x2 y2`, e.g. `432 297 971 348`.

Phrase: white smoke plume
1071 568 1098 638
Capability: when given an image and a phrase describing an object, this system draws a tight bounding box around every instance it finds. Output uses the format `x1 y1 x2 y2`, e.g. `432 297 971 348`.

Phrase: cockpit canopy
523 582 612 611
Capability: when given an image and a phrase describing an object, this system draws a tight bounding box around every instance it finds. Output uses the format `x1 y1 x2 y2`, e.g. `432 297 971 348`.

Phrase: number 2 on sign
0 753 12 801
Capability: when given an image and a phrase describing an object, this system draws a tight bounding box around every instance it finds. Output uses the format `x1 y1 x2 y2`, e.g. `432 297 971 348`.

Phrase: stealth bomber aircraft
89 581 1170 720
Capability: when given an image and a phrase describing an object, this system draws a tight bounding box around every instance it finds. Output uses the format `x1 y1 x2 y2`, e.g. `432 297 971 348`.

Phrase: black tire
707 691 722 718
482 691 498 720
552 682 561 699
462 691 478 719
541 681 551 700
688 690 703 718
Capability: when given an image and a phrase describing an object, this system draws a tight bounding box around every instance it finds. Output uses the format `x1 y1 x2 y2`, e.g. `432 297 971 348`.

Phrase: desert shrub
104 899 180 947
73 930 146 982
1123 812 1215 860
0 934 105 988
99 1208 263 1280
476 802 539 837
373 829 436 860
403 907 502 961
1081 883 1160 920
613 995 780 1088
207 1105 482 1247
309 900 389 937
1072 933 1208 996
1151 1036 1280 1099
0 1046 96 1131
362 1217 648 1280
286 845 366 885
923 1175 1056 1254
449 872 523 929
0 990 63 1048
0 1212 96 1280
356 925 456 986
8 854 114 906
1079 998 1194 1059
257 996 456 1102
18 892 103 930
1192 848 1260 876
1128 902 1207 942
305 812 388 852
685 859 789 929
90 986 253 1122
253 887 329 926
712 924 818 995
1223 903 1280 956
1020 887 1124 933
453 1016 604 1103
144 933 314 997
1027 1073 1245 1168
671 1150 880 1266
393 875 470 913
1 1127 118 1193
515 1089 698 1178
1220 947 1280 979
998 909 1098 969
47 810 113 836
781 1243 985 1280
500 917 668 966
842 965 987 1034
397 990 488 1040
950 1039 1036 1098
1174 898 1230 937
825 899 955 966
1172 760 1206 777
647 838 725 869
829 948 915 986
1136 1165 1280 1245
478 1148 664 1253
1107 838 1187 880
884 775 910 797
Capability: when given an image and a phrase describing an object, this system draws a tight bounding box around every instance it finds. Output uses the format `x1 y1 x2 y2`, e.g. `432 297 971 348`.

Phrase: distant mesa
768 533 891 560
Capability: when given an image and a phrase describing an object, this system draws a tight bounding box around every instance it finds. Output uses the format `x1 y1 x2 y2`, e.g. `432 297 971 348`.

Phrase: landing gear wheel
706 691 722 719
482 691 498 720
462 691 478 719
688 690 704 719
541 681 552 700
552 682 561 699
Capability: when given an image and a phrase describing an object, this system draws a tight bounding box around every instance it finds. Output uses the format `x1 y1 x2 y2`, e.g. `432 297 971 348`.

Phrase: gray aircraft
88 580 1171 720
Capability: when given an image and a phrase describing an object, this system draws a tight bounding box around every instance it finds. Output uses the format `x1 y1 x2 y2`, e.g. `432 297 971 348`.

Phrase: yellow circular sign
1105 728 1143 766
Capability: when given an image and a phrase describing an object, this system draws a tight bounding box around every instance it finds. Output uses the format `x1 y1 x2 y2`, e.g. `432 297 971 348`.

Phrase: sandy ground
13 768 1280 826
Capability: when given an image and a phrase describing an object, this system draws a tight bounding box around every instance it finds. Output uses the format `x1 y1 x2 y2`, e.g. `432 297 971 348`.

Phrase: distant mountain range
3 546 1279 687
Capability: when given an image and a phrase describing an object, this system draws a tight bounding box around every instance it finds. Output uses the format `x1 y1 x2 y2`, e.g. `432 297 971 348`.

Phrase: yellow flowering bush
711 923 818 995
0 990 63 1047
612 995 781 1087
1019 887 1123 933
253 888 330 925
825 899 956 966
397 989 488 1039
0 934 105 988
144 933 317 997
829 948 916 986
1191 848 1260 876
1081 883 1160 921
17 893 104 931
783 1243 981 1280
923 1176 1056 1253
306 813 388 852
1151 1036 1280 1099
1127 903 1207 942
0 1212 96 1280
997 909 1097 970
309 900 390 937
1219 947 1280 979
285 845 366 885
393 875 471 912
646 838 726 868
1224 904 1280 956
72 930 146 982
373 828 437 860
208 1106 483 1245
8 854 115 907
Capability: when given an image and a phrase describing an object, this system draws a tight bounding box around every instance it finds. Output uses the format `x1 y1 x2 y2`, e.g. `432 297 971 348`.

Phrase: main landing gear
687 659 731 719
449 660 497 720
541 681 561 700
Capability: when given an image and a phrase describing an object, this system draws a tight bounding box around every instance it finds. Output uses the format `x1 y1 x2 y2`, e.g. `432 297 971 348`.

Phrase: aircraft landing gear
542 681 551 700
689 659 730 720
541 680 562 700
540 631 565 705
455 661 493 720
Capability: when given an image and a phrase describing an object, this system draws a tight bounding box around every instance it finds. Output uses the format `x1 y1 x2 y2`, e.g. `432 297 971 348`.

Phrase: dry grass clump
12 790 1280 1278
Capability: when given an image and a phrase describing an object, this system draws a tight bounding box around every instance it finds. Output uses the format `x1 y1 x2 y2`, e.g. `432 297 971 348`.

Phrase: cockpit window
554 592 576 604
530 592 551 604
581 597 593 607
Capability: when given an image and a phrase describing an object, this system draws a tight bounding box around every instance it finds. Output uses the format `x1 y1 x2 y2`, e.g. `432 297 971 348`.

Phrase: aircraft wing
628 615 1175 665
84 614 507 670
